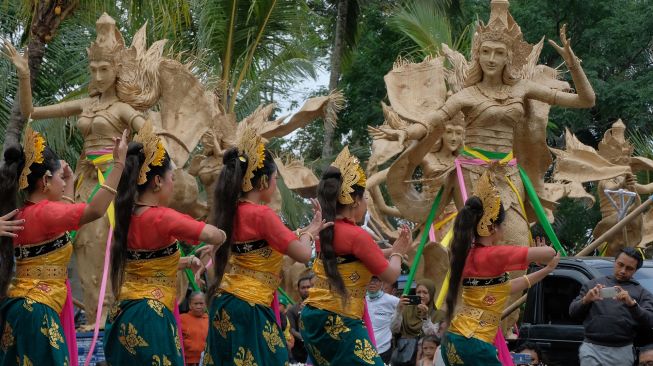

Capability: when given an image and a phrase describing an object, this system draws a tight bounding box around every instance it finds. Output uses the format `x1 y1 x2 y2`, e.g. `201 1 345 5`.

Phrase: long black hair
110 142 172 297
316 166 365 303
0 145 61 298
445 196 505 322
209 147 277 298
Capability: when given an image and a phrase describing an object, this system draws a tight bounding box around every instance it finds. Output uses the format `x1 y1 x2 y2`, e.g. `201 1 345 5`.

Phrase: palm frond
390 0 453 57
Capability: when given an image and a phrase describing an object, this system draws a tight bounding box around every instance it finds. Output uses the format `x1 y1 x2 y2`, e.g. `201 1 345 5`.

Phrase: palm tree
321 0 361 162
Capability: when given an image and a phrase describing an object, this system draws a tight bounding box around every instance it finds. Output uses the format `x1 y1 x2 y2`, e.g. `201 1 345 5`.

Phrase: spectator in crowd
390 279 445 366
513 342 546 365
416 336 440 366
384 279 399 297
287 274 314 363
180 292 209 366
278 295 295 351
569 248 653 366
639 344 653 366
366 275 399 363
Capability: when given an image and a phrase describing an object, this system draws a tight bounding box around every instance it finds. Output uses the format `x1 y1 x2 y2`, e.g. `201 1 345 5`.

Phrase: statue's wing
156 59 214 166
630 156 653 173
441 43 468 93
274 157 319 198
552 129 630 183
384 57 447 125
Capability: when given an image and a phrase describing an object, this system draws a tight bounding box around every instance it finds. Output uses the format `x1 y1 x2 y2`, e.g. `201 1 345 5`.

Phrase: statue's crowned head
87 13 126 96
598 119 633 165
87 13 125 63
465 0 533 87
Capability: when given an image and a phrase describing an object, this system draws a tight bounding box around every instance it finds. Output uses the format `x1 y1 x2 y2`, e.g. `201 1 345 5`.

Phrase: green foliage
507 0 653 143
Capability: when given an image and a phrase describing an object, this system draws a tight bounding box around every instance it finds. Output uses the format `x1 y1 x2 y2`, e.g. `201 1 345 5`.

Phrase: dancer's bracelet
100 184 117 195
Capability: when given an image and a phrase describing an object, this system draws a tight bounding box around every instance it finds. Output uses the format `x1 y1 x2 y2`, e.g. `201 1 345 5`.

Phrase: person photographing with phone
390 278 445 366
569 247 653 366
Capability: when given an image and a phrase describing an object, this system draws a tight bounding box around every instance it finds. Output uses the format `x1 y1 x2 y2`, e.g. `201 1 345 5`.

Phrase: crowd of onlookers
173 247 653 366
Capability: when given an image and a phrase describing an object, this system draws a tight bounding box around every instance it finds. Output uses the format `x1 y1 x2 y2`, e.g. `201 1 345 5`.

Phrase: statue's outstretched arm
2 41 85 119
369 95 463 144
526 24 595 109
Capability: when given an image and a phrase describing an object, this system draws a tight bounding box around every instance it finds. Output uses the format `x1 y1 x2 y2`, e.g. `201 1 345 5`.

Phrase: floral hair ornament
237 127 266 192
473 171 501 237
133 120 167 185
331 146 367 205
19 122 47 190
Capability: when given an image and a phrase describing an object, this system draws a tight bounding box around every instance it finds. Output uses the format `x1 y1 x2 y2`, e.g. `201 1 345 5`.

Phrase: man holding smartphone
569 248 653 365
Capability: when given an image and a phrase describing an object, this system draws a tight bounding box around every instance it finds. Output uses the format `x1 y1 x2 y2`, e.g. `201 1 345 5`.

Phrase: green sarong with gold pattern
103 299 183 366
441 331 502 366
203 292 289 366
0 298 70 366
300 305 384 366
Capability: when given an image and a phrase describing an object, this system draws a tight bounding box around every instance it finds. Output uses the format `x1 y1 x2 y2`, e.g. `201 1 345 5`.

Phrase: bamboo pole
501 195 653 319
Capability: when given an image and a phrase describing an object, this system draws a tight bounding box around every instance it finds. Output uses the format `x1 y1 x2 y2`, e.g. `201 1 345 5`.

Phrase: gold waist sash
15 264 67 280
119 251 179 312
220 264 281 306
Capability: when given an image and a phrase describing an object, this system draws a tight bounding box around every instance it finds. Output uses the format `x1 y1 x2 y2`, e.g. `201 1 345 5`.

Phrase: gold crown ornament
86 13 126 63
19 124 47 190
133 120 167 185
473 171 501 237
237 127 266 192
331 146 367 205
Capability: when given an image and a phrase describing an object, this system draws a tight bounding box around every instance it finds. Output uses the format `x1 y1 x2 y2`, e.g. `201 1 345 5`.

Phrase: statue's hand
548 24 579 68
367 126 407 146
1 39 29 77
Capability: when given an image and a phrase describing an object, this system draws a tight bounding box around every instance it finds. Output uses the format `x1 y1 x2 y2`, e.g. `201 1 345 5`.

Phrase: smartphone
512 353 533 365
405 295 421 305
599 286 618 299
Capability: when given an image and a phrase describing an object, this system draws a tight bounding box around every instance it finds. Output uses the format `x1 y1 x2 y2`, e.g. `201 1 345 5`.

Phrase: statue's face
89 60 117 95
443 124 464 153
479 41 508 79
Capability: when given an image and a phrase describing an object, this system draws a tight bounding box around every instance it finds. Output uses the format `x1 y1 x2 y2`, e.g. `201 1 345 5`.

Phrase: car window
597 266 653 293
541 275 583 325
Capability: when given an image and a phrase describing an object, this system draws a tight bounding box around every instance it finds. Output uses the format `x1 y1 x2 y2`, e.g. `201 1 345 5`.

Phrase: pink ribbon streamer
272 292 282 327
454 156 515 366
83 229 113 366
174 302 186 365
61 280 78 366
363 299 376 347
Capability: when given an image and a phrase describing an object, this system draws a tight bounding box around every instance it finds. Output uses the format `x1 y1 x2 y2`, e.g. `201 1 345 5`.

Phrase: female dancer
300 146 412 366
441 172 559 365
0 127 127 366
103 123 226 365
203 128 330 365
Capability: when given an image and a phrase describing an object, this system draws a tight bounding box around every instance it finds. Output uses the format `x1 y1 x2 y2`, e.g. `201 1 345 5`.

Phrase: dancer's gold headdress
237 127 266 192
331 146 367 205
473 171 501 237
133 120 166 185
19 125 47 190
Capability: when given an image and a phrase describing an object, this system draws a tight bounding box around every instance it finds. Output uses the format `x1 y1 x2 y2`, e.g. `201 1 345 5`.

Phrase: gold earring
259 175 269 190
153 184 161 192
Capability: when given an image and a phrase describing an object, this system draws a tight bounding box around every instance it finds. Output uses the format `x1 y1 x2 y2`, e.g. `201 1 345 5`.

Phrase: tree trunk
3 1 78 154
321 0 349 162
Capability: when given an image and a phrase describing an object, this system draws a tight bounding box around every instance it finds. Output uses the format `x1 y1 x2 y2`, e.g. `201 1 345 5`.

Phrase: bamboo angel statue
369 0 595 331
2 14 215 328
552 120 653 256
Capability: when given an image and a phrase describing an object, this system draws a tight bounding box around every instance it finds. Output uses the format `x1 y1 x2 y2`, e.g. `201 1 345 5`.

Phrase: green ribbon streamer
518 168 567 256
276 287 295 305
402 187 444 296
461 147 567 256
179 242 207 292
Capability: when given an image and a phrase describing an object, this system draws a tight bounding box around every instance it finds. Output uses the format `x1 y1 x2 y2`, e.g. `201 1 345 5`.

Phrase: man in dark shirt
569 248 653 366
287 274 313 363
